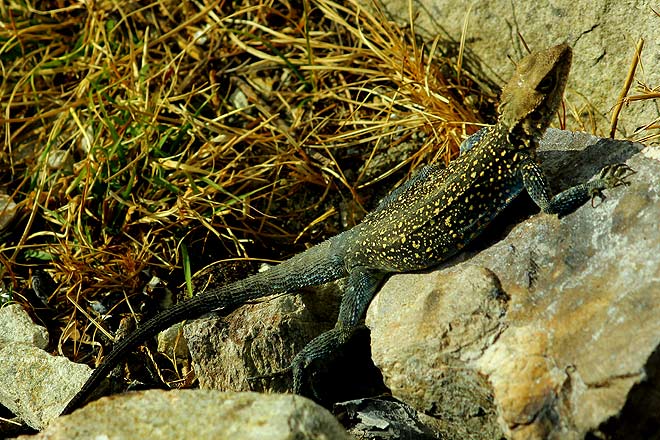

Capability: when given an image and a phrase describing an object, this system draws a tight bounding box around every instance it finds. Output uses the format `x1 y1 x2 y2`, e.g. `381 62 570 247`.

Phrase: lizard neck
488 119 538 154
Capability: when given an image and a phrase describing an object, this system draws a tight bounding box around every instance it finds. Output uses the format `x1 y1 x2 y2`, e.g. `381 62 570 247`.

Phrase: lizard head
497 43 572 147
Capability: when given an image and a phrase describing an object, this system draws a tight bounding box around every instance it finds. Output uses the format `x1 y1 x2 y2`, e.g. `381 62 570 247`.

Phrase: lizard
61 43 634 415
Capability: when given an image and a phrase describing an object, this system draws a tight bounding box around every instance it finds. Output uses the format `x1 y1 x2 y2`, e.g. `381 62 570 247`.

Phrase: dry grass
610 38 660 144
0 0 488 383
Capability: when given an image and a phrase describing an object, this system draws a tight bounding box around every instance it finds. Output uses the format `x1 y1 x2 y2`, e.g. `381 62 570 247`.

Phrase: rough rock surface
15 390 351 440
367 130 660 439
372 0 660 137
157 322 190 360
0 345 91 431
367 267 507 439
0 305 91 431
183 284 340 393
0 304 48 349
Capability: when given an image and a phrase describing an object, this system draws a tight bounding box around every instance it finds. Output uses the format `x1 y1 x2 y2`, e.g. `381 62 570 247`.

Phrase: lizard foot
591 163 636 206
245 326 354 401
244 357 318 399
289 327 350 400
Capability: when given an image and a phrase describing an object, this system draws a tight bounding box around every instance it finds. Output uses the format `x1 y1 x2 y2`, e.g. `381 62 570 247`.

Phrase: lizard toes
599 163 636 188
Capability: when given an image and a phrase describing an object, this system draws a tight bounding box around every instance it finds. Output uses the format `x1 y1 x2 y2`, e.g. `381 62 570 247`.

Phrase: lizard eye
537 74 556 93
530 110 543 121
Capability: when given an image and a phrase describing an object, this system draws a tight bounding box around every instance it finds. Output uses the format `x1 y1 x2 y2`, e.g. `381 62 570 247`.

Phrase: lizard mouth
523 109 551 137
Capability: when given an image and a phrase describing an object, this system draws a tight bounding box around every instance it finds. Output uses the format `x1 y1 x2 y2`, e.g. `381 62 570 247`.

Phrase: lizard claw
599 163 636 187
246 324 356 396
590 163 636 207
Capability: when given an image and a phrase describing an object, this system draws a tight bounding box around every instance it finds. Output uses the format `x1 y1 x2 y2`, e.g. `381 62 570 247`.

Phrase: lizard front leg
289 268 385 398
520 159 635 216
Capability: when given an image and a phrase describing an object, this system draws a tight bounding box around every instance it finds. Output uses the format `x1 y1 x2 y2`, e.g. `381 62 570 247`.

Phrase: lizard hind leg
289 268 385 400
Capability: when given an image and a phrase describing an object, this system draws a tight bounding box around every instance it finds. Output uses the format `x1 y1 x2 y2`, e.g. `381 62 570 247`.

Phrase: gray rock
0 304 91 430
157 322 190 360
0 193 18 231
0 304 48 349
16 390 351 440
366 131 660 439
335 397 444 439
366 266 506 439
183 283 341 393
0 344 91 430
371 0 660 137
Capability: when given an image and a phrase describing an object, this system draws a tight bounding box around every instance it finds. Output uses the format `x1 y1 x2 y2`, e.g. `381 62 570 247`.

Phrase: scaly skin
61 43 634 415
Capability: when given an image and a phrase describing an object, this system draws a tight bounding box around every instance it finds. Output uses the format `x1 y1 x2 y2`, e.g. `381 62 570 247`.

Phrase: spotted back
347 124 531 272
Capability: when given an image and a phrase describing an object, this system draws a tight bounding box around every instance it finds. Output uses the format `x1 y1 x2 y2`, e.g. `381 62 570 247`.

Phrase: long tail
61 234 349 415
